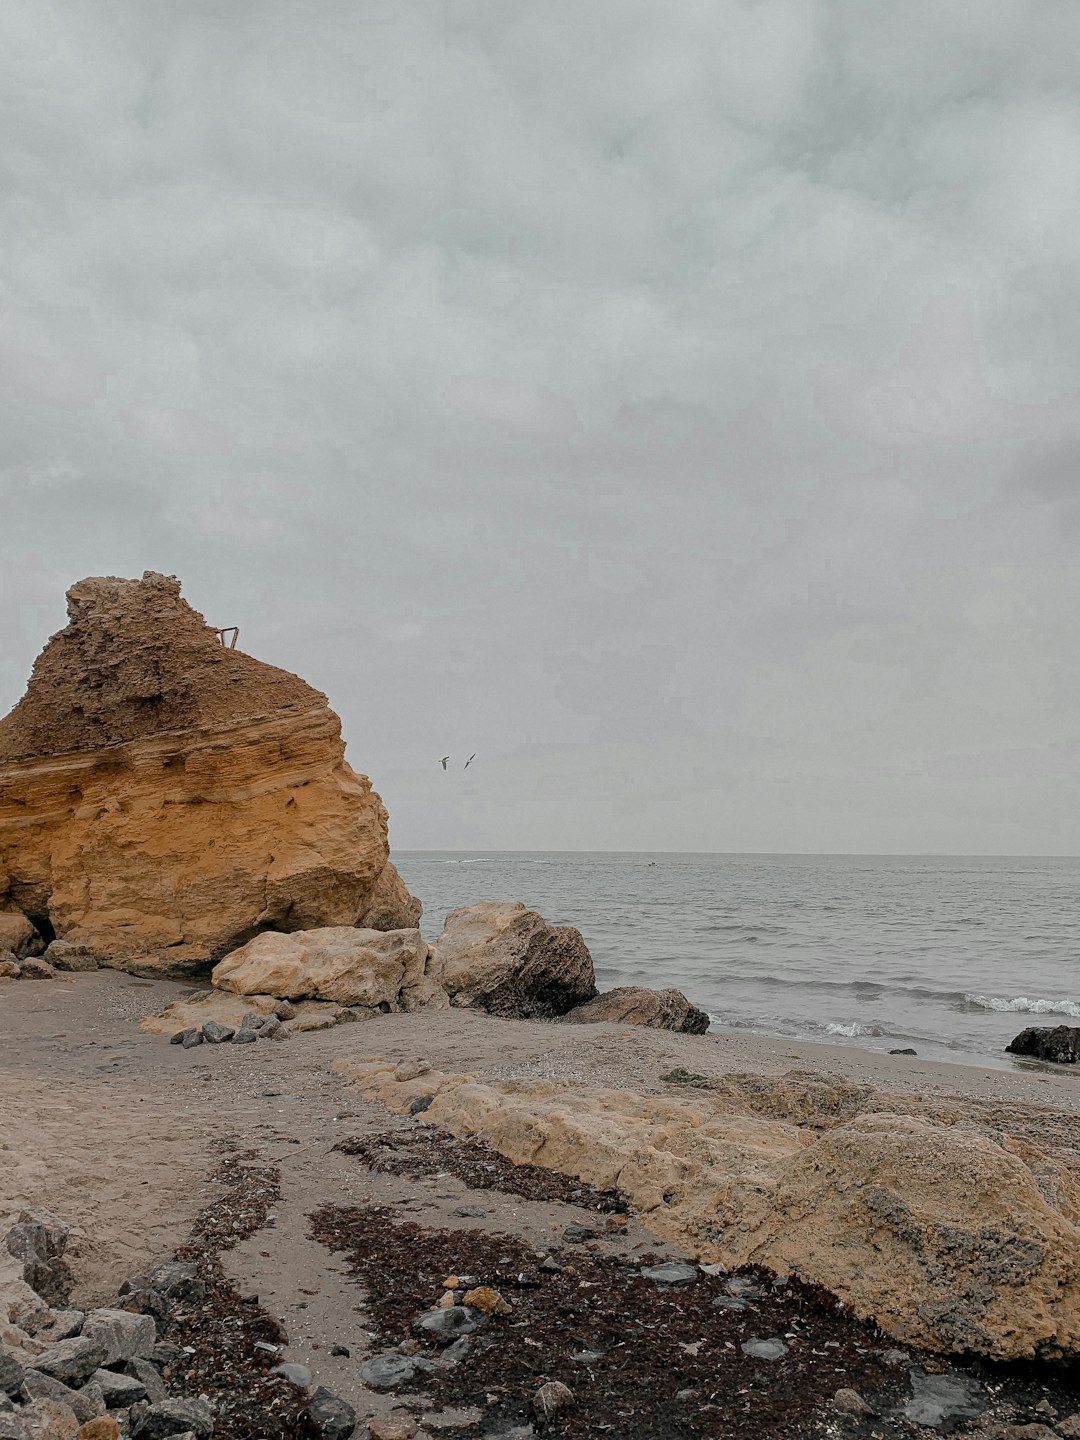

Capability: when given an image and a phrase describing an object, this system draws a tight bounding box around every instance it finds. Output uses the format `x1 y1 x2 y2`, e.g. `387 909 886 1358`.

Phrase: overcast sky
2 2 1079 853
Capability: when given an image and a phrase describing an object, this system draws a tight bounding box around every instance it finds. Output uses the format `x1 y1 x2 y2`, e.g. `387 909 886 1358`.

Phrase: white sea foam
826 1021 885 1038
965 994 1080 1018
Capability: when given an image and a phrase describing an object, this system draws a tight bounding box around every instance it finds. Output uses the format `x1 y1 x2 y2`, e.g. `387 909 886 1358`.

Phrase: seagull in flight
440 755 450 770
464 753 476 769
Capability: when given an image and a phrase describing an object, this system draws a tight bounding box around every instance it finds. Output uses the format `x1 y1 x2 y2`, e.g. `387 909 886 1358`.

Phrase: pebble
741 1337 789 1361
416 1307 479 1341
889 1048 918 1055
712 1295 749 1311
879 1348 910 1367
560 1225 598 1244
200 1021 234 1044
328 1344 350 1357
232 1027 257 1044
903 1371 987 1430
270 1362 312 1387
368 1416 418 1440
452 1206 486 1219
180 1030 203 1049
532 1382 573 1421
408 1095 434 1115
307 1386 356 1440
440 1337 473 1363
833 1388 875 1417
640 1262 697 1285
360 1354 420 1390
461 1287 511 1315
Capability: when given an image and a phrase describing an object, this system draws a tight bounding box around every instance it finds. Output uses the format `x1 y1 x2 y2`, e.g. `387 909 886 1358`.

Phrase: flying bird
464 753 476 769
440 756 450 770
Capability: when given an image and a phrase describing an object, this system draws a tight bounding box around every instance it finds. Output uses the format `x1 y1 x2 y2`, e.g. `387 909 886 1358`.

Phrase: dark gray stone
24 1372 107 1423
93 1366 148 1405
81 1307 157 1363
560 1225 597 1244
150 1343 183 1368
1006 1025 1080 1064
741 1337 788 1361
35 1309 85 1343
4 1225 46 1265
308 1385 357 1439
889 1048 918 1055
126 1357 168 1405
902 1370 987 1430
358 1352 419 1389
0 1413 29 1440
441 1336 473 1363
0 1350 23 1398
452 1206 486 1219
201 1020 235 1044
131 1396 214 1438
712 1295 750 1311
180 1029 204 1049
640 1261 697 1285
233 1026 257 1044
270 1361 311 1387
416 1306 480 1341
22 1254 75 1305
29 1335 108 1383
140 1262 203 1301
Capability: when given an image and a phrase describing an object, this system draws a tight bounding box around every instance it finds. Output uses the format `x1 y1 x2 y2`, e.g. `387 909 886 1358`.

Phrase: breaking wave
825 1021 886 1038
965 994 1080 1018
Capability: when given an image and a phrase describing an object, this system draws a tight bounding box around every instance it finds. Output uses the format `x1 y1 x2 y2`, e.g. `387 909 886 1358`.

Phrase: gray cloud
2 1 1079 851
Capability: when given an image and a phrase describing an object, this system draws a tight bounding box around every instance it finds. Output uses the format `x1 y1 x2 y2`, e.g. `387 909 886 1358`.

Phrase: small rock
440 1337 473 1363
0 1350 24 1397
640 1262 697 1285
879 1348 910 1367
889 1048 917 1055
19 958 55 980
29 1336 108 1384
273 1000 296 1020
369 1416 418 1440
416 1307 479 1342
81 1308 157 1364
138 1262 203 1302
200 1020 235 1044
393 1057 431 1083
903 1370 986 1430
408 1095 434 1115
306 1385 356 1439
712 1295 749 1311
451 1206 486 1220
0 960 19 979
360 1353 421 1389
22 1372 103 1422
124 1359 167 1406
560 1225 597 1244
232 1027 257 1045
36 1309 86 1344
44 941 99 972
833 1388 874 1417
570 1350 603 1365
257 1016 282 1038
741 1337 788 1361
532 1382 573 1421
92 1368 147 1406
78 1420 120 1440
181 1030 203 1049
149 1344 182 1368
270 1361 312 1387
328 1344 350 1357
538 1257 561 1274
23 1255 75 1306
461 1287 511 1315
69 1382 106 1424
130 1397 214 1438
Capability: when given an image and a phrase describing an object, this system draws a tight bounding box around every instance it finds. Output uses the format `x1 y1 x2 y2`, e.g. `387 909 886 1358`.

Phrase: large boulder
211 926 445 1010
433 901 597 1019
342 1060 1080 1361
562 986 709 1034
1006 1026 1080 1064
0 914 40 959
0 573 420 973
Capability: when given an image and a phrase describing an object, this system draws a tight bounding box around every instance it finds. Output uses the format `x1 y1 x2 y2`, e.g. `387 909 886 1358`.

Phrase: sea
394 851 1080 1070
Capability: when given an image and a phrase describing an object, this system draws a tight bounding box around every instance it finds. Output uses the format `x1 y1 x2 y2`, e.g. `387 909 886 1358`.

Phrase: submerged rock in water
1006 1026 1080 1064
563 986 709 1034
0 571 420 973
433 900 597 1018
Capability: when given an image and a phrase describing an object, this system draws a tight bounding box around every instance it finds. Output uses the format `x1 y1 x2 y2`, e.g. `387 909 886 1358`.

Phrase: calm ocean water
394 852 1080 1069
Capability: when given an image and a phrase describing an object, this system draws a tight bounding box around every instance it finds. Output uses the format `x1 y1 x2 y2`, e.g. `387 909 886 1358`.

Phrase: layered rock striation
0 572 419 973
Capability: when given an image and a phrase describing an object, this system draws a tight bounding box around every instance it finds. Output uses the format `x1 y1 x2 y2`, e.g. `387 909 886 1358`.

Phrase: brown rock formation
562 985 710 1033
0 572 419 973
434 900 597 1019
340 1060 1080 1360
211 926 446 1010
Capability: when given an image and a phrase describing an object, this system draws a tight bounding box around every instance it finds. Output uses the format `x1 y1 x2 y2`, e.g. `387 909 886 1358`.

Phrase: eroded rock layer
339 1060 1080 1361
0 572 419 972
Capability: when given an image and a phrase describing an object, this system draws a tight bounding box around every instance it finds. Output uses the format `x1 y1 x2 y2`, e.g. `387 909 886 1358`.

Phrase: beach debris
903 1370 987 1429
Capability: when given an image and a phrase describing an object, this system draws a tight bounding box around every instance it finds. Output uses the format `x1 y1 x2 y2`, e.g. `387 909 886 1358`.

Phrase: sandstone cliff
0 572 419 972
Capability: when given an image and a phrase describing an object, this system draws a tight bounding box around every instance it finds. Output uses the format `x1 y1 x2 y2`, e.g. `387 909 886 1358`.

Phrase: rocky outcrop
0 572 419 973
434 901 597 1019
562 986 710 1034
211 926 445 1010
339 1060 1080 1360
1007 1026 1080 1064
